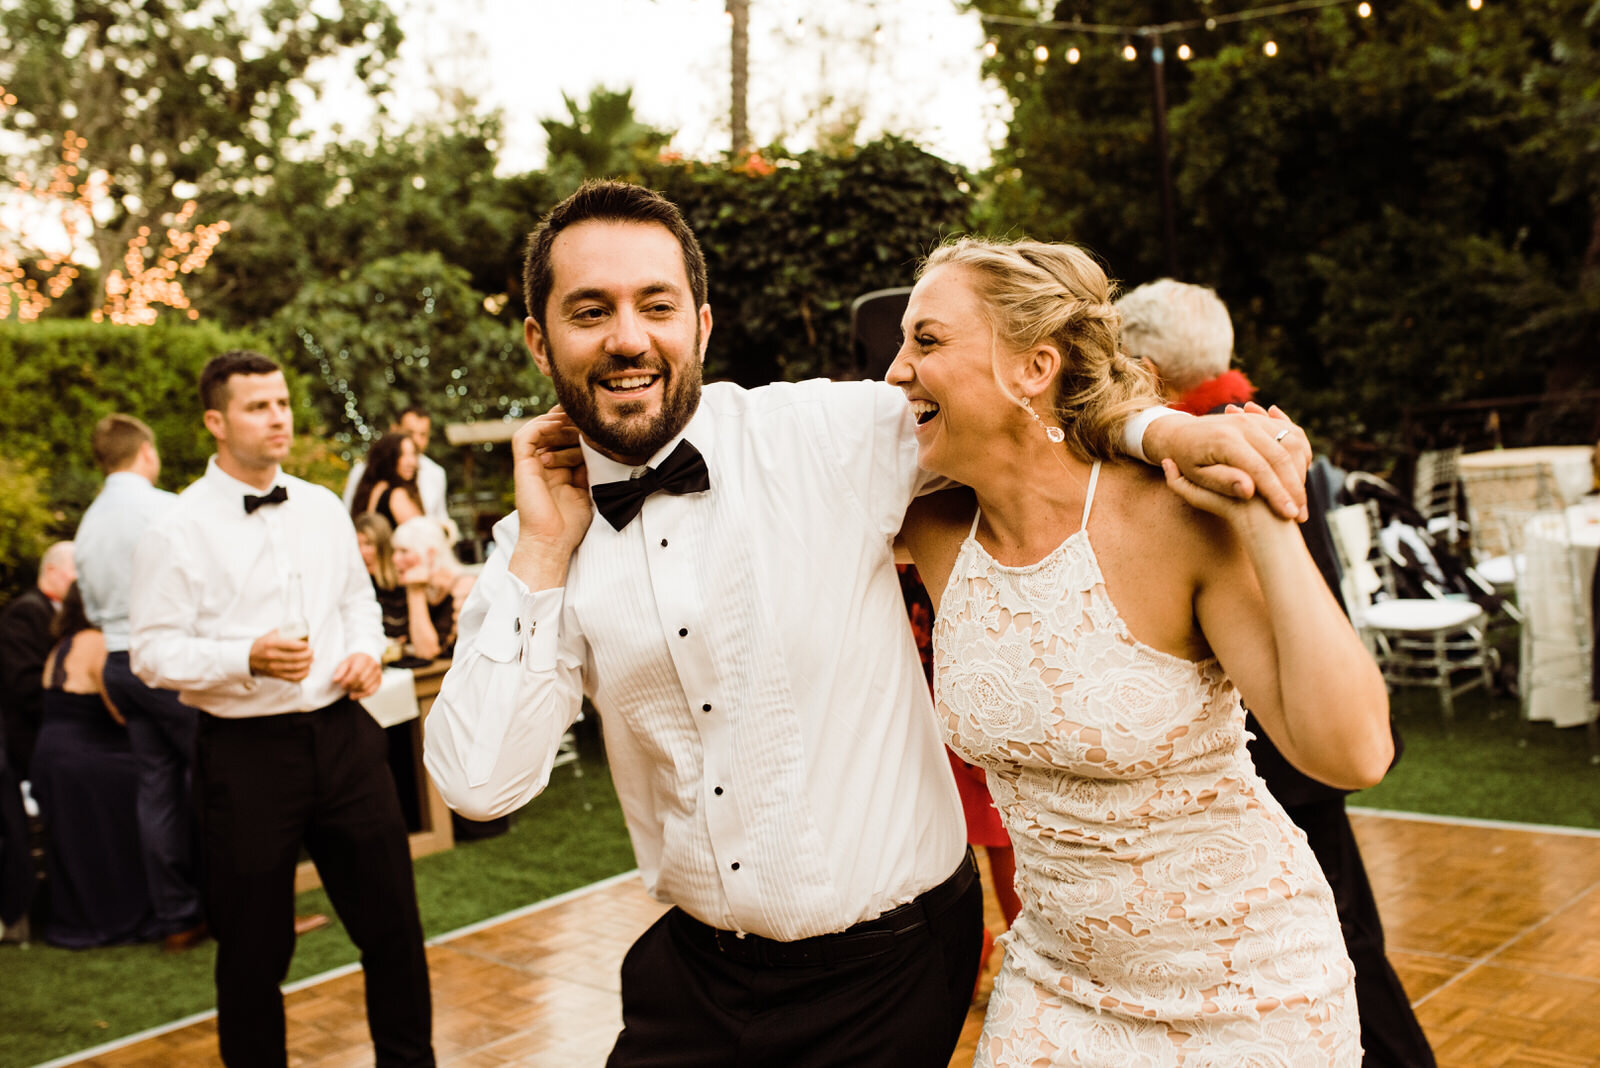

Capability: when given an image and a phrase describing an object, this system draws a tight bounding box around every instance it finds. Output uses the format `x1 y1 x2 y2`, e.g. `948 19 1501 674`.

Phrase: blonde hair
392 517 460 575
920 237 1161 461
353 512 399 589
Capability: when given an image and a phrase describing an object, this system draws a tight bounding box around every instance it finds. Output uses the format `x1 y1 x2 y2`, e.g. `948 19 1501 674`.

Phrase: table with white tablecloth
1520 504 1600 728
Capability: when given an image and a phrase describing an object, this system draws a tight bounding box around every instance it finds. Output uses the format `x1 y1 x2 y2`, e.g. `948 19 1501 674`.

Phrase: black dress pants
1288 799 1436 1067
103 651 203 935
607 852 985 1067
195 699 434 1068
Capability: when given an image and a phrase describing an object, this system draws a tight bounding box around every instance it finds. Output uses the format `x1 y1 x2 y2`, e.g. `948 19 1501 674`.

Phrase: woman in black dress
350 431 423 527
30 584 158 947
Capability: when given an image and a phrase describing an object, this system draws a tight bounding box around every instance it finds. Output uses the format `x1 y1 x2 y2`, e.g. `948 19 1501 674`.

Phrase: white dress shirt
75 471 176 653
343 454 449 520
131 458 384 717
425 379 965 941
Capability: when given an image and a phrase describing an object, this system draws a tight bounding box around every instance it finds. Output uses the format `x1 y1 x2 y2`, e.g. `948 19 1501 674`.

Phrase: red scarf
1174 370 1256 415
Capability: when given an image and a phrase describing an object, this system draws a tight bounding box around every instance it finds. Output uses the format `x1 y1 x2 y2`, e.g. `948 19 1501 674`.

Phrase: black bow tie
591 440 710 531
243 485 289 515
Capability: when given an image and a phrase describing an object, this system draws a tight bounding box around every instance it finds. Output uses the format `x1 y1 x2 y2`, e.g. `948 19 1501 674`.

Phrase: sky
300 0 1010 172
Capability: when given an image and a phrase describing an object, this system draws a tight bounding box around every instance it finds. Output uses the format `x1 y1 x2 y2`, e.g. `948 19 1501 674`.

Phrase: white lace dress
935 464 1360 1066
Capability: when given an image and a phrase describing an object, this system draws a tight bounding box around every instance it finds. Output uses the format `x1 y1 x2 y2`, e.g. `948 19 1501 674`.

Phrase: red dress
898 565 1010 847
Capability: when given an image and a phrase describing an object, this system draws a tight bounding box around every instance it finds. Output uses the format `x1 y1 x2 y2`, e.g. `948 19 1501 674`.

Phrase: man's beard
546 333 703 462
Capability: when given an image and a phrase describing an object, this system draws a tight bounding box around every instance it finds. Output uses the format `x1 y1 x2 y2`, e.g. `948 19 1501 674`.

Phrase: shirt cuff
477 571 561 665
1121 406 1192 465
224 638 255 682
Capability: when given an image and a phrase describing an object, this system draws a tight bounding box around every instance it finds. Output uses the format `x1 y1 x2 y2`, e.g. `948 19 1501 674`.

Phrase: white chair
1461 461 1561 571
1413 446 1464 547
1327 500 1494 724
1500 509 1600 763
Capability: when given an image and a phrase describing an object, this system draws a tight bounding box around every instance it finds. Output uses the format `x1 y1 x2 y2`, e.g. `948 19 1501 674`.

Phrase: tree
970 0 1600 460
195 115 530 328
271 252 555 454
0 0 402 307
541 88 676 193
728 0 751 154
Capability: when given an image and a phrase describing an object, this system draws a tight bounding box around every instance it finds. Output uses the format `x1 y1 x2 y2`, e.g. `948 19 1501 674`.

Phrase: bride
889 237 1390 1065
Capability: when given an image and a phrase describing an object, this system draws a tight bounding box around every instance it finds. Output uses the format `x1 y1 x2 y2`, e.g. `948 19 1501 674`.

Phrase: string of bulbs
979 0 1487 65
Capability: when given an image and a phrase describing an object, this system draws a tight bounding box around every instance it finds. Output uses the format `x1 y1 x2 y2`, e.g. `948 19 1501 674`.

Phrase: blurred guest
1118 278 1255 414
350 431 423 528
343 408 448 519
354 513 407 641
30 583 160 948
390 518 472 660
1119 278 1433 1067
133 350 432 1066
74 413 205 951
0 541 75 781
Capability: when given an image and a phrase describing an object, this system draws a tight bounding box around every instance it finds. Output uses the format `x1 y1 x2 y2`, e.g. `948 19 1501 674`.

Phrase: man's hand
508 406 593 589
1142 402 1311 521
249 630 313 682
332 653 382 700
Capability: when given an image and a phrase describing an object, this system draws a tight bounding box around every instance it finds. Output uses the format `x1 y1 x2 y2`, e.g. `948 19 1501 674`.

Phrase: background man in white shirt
75 414 206 951
133 351 433 1068
343 407 449 520
424 182 1312 1066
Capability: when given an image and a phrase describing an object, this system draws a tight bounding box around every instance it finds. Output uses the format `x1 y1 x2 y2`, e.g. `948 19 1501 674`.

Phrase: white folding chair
1500 509 1600 763
1413 446 1464 548
1327 500 1494 725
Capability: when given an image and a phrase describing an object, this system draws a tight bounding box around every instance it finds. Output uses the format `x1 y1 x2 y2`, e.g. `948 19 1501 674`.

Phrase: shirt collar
204 455 286 500
579 400 715 486
103 470 153 492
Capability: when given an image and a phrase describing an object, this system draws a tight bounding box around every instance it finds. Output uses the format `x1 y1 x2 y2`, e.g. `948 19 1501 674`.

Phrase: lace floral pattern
935 514 1359 1066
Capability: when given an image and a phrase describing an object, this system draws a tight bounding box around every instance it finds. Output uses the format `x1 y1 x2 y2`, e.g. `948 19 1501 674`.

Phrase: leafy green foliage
642 137 975 384
971 0 1600 461
271 252 555 452
197 117 541 329
542 87 676 194
0 455 59 593
0 0 402 306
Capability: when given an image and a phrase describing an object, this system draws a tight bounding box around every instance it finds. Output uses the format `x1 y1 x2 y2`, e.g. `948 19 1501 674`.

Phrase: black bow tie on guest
590 440 710 531
243 485 289 515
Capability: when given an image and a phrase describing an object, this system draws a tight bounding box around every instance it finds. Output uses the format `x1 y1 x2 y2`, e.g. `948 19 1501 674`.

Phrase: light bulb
1123 43 1137 61
1177 43 1192 60
1034 44 1049 62
1358 2 1372 16
1263 40 1278 56
984 39 998 58
1066 47 1081 64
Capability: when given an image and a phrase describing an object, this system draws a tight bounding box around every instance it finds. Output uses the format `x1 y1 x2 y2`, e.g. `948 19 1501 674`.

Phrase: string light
1358 2 1372 15
1034 44 1050 62
1263 40 1278 56
1123 43 1138 60
1467 0 1481 8
1066 46 1082 64
1177 43 1192 60
984 39 998 58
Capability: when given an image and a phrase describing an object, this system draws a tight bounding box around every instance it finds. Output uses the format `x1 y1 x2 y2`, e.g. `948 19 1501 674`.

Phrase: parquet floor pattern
61 812 1600 1067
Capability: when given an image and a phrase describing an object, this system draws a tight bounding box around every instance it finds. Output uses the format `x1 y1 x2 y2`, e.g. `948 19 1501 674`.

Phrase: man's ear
524 317 553 377
1017 342 1062 404
202 409 225 441
697 304 713 366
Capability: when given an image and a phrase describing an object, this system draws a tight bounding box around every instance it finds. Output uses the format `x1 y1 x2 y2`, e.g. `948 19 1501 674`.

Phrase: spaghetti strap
967 509 983 539
1079 461 1101 531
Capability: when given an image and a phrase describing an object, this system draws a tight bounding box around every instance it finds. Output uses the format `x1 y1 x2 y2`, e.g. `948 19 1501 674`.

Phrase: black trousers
103 652 203 935
195 699 434 1068
1288 799 1436 1068
608 851 985 1067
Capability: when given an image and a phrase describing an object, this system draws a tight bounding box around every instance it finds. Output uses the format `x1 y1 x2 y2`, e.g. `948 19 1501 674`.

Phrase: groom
424 180 1312 1065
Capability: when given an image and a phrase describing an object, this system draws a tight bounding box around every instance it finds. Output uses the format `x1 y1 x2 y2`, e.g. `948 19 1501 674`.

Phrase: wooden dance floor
56 811 1600 1067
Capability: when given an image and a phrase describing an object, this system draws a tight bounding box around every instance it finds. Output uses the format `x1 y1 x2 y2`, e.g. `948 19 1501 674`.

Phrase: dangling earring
1021 395 1066 444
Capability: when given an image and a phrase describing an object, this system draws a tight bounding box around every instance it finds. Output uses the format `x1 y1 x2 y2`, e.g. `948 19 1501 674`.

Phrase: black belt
675 847 977 968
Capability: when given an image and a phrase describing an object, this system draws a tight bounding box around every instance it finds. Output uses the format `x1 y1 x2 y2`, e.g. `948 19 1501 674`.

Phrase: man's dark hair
91 413 154 473
398 405 430 422
521 180 708 332
200 350 281 412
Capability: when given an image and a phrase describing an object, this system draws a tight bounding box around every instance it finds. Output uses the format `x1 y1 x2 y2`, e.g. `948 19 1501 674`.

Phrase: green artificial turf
0 751 633 1068
1349 684 1600 829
